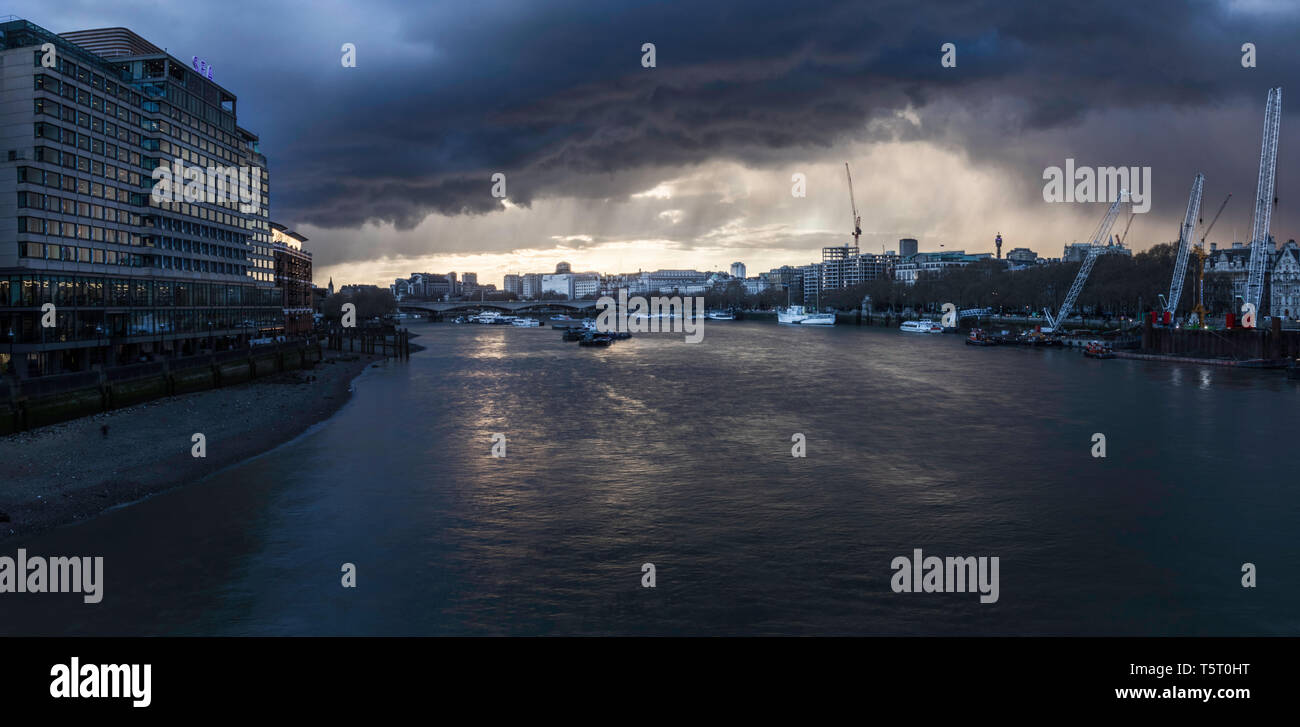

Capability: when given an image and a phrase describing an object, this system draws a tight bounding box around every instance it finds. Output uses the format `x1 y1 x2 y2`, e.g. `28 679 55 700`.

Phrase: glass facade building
0 20 280 377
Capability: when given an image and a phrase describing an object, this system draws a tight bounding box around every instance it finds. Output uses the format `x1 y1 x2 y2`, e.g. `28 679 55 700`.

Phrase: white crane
1244 87 1282 317
845 162 862 246
1160 173 1205 318
1043 193 1129 331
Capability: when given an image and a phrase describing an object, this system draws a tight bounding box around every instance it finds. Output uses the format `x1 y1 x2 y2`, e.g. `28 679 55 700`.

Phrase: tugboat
578 332 614 347
1083 340 1116 359
965 328 997 346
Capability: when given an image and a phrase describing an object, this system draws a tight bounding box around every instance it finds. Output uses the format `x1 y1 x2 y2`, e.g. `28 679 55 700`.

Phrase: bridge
398 300 599 315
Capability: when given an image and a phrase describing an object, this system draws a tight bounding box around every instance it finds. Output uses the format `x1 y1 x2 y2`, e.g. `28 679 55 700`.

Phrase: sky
16 0 1300 288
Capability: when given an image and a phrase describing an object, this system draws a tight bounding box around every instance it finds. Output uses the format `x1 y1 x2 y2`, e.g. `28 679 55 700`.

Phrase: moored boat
777 306 807 324
799 312 836 326
1083 340 1116 358
965 328 997 346
900 319 943 333
779 306 836 325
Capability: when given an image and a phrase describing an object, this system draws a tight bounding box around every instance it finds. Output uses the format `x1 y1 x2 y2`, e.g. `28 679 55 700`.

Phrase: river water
3 319 1297 635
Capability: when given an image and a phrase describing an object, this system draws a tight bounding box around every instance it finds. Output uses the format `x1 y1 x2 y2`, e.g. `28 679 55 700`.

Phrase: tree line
704 243 1239 316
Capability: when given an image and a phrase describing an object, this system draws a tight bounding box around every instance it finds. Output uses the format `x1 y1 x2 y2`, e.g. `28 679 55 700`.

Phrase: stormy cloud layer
20 0 1300 282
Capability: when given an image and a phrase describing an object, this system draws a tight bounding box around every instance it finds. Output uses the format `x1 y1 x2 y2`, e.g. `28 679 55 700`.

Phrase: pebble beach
0 350 381 541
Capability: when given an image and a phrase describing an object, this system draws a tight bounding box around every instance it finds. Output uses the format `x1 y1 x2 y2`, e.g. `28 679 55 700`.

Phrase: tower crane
1159 173 1205 319
845 162 862 247
1043 193 1129 331
1244 87 1282 318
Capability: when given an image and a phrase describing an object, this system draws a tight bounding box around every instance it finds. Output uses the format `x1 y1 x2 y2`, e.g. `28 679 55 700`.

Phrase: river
3 319 1297 635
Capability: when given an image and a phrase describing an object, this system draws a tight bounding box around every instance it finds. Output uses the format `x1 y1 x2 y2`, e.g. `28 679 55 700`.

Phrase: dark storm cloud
27 0 1299 240
234 0 1298 234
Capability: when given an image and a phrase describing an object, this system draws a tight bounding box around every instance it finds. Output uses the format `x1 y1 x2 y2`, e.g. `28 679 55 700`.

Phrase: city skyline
6 1 1299 290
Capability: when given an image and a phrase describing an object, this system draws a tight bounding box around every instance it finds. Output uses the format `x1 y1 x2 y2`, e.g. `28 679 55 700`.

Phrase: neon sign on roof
191 56 214 81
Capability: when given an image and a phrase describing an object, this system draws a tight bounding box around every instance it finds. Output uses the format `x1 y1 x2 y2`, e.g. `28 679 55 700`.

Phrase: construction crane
1189 193 1232 326
1159 173 1205 319
845 162 862 247
1118 212 1137 245
1244 87 1282 318
1043 193 1129 331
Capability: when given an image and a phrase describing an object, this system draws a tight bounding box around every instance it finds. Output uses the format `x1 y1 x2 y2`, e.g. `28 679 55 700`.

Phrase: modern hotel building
0 20 282 377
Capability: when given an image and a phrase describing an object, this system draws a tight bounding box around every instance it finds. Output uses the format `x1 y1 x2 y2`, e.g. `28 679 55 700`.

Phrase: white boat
778 306 835 325
778 306 809 324
707 311 735 321
800 312 835 326
900 319 943 333
510 317 540 327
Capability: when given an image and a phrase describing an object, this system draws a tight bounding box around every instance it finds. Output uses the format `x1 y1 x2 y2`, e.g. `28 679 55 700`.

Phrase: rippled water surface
4 320 1297 635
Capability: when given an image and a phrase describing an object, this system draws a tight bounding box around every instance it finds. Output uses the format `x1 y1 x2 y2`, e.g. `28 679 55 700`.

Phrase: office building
270 222 312 336
0 20 281 376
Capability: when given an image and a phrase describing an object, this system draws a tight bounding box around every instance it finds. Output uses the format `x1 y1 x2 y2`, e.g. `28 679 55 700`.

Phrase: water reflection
3 321 1297 636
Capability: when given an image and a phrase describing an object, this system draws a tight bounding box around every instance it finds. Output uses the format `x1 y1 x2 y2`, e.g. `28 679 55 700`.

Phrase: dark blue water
3 320 1297 635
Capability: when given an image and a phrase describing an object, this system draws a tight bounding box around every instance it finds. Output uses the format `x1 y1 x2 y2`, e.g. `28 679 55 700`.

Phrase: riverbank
0 349 381 542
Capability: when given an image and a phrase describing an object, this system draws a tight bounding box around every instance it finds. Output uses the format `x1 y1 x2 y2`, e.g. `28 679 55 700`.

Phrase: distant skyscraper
555 261 572 274
503 274 521 295
730 262 746 278
899 238 919 259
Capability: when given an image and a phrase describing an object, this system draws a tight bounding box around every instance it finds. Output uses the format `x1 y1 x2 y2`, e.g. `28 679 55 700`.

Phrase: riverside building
0 20 280 377
270 223 312 337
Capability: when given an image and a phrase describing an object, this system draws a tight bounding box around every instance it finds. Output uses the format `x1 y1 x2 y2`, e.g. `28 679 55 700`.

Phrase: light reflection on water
2 320 1297 636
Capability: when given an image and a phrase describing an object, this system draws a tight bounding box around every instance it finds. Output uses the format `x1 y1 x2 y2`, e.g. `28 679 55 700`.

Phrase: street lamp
94 324 105 369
